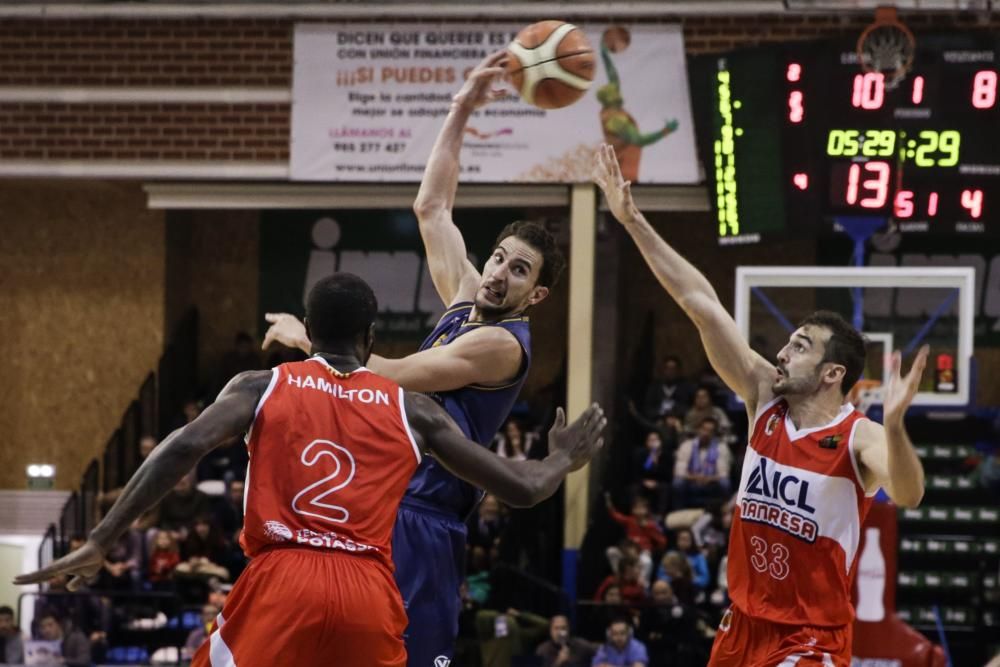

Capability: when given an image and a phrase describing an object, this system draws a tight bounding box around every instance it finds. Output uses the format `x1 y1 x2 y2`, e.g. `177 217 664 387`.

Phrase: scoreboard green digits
693 33 1000 239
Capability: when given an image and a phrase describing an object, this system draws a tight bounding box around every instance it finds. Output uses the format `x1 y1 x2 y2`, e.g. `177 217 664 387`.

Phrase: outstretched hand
593 143 642 226
883 345 929 423
262 313 310 353
14 539 105 592
548 403 607 471
452 50 509 112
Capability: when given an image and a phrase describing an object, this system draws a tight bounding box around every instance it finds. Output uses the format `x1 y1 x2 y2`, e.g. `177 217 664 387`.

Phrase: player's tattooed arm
856 346 928 508
14 370 271 590
413 50 508 307
404 392 606 507
593 143 775 412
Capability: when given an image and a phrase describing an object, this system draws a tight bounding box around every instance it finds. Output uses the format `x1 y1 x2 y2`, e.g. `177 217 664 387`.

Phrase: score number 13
846 161 890 208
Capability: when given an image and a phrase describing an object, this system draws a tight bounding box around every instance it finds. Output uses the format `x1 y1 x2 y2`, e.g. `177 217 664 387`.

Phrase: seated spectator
147 530 181 588
674 529 710 591
642 356 695 421
655 552 695 606
33 612 90 667
637 580 702 667
0 605 25 665
96 527 142 591
536 614 596 667
468 493 507 558
182 603 219 661
158 474 212 539
492 418 540 460
691 500 732 570
176 516 231 581
475 607 549 667
682 387 732 438
594 558 647 607
975 445 1000 496
603 495 666 586
213 479 245 538
630 431 672 515
592 617 648 667
672 418 732 510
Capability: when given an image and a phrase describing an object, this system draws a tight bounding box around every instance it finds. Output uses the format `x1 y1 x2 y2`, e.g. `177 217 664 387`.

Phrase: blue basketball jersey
403 301 531 517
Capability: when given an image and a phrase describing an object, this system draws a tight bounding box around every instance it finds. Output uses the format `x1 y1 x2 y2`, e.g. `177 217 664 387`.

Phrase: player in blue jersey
263 51 565 667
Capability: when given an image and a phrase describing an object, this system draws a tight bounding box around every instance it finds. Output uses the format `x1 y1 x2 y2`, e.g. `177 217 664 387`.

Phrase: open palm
883 345 929 421
592 143 641 225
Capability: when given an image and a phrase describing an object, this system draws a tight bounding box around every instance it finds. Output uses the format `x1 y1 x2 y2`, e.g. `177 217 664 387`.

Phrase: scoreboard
691 33 1000 242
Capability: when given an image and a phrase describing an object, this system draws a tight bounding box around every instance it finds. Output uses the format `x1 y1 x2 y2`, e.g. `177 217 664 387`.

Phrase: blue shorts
392 498 468 667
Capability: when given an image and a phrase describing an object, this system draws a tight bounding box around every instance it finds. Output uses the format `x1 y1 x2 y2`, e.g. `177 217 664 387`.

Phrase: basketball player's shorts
392 498 469 667
708 605 852 667
191 546 407 667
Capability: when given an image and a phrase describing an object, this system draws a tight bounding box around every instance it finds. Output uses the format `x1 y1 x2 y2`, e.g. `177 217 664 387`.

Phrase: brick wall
1 13 998 164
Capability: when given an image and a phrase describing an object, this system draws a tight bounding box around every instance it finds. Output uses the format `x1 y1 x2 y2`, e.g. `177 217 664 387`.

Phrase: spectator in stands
604 494 666 586
672 418 732 510
492 418 540 460
627 400 682 455
630 431 672 515
0 605 24 665
139 434 157 461
176 516 230 581
157 474 211 540
655 552 695 606
213 478 245 538
35 612 90 667
642 356 695 421
468 494 507 560
592 617 648 667
147 530 181 589
535 614 596 667
674 529 710 592
691 499 732 571
170 398 203 433
217 331 263 393
637 580 702 667
96 528 142 591
182 603 219 661
682 387 732 437
595 558 646 607
475 607 550 667
975 445 1000 496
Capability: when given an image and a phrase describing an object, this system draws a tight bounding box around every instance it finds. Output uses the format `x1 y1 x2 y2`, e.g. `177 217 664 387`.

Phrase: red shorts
191 547 407 667
708 606 851 667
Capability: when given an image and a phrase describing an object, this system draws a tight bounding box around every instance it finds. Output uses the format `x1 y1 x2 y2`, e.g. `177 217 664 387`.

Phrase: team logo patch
765 413 780 435
819 435 842 449
434 657 451 667
263 520 292 542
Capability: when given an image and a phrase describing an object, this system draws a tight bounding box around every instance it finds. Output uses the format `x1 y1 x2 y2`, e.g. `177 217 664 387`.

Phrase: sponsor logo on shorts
295 528 379 554
263 520 292 542
434 657 451 667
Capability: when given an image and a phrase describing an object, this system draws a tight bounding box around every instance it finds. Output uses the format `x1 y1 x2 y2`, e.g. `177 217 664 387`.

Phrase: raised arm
855 346 929 508
405 392 606 507
593 144 775 413
263 314 523 394
15 370 271 590
412 50 508 306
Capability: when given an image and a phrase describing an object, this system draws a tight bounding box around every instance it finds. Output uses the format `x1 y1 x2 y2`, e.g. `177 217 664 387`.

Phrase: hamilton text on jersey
286 373 391 405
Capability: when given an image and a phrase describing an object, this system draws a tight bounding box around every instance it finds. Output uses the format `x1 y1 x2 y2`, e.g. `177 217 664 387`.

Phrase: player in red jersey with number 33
594 143 928 667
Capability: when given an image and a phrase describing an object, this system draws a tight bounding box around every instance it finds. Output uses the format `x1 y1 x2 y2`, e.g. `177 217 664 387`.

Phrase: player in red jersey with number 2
594 143 927 667
15 273 606 667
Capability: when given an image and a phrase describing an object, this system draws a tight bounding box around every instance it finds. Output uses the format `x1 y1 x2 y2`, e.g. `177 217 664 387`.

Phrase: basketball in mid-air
505 21 596 110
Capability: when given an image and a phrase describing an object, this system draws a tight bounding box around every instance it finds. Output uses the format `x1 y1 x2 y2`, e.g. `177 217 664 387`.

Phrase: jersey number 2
750 536 790 580
291 439 356 524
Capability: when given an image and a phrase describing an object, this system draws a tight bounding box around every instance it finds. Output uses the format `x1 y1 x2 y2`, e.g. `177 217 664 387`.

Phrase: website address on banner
335 163 481 174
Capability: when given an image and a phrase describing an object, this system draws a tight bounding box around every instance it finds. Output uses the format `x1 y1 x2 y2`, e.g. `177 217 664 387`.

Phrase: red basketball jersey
239 357 421 570
727 397 875 627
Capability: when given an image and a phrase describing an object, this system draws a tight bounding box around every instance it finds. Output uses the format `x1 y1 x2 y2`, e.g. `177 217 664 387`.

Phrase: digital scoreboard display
692 34 1000 242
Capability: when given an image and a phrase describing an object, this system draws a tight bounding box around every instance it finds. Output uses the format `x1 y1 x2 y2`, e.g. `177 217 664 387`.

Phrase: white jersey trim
397 386 422 465
752 396 784 432
244 367 279 445
847 418 879 497
209 612 236 666
784 402 854 441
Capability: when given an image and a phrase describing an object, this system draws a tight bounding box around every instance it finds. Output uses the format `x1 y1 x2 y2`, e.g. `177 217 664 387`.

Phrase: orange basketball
505 20 596 110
